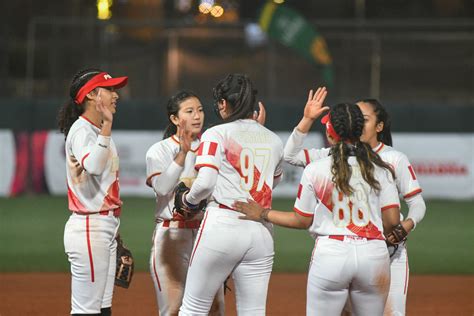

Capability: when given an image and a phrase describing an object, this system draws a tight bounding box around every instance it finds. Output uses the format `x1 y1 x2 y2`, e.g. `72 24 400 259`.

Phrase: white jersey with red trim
65 116 121 213
145 135 200 221
374 143 422 199
294 156 400 239
285 129 423 200
195 119 283 209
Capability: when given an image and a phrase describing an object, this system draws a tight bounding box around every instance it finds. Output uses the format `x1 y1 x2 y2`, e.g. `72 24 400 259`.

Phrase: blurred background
0 0 473 302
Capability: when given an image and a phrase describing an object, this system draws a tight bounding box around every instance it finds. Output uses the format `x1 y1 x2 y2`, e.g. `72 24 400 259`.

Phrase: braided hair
358 98 393 146
329 103 395 196
57 68 102 138
163 90 200 139
212 73 257 123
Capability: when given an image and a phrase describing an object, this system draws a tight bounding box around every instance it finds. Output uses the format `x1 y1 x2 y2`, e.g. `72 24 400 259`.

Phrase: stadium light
273 0 285 4
210 5 224 17
97 0 112 20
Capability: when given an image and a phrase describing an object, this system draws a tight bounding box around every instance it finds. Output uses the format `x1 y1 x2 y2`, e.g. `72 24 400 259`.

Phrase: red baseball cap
75 72 128 104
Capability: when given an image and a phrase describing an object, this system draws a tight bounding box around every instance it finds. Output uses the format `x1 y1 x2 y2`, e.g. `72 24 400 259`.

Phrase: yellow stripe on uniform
259 2 277 32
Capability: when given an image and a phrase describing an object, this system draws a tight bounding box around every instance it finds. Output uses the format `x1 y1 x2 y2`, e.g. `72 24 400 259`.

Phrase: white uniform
63 116 121 314
179 119 284 316
284 128 424 315
146 135 224 315
295 156 400 315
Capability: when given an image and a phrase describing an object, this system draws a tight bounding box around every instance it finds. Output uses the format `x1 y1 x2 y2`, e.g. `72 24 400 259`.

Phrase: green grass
0 196 473 274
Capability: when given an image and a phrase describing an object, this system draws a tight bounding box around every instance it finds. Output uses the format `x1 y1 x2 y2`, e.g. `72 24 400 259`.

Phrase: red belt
162 219 201 229
73 208 121 217
218 204 234 211
99 208 121 217
328 235 380 241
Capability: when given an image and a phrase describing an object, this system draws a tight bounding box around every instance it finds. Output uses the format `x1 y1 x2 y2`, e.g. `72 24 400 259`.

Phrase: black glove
387 223 408 244
173 182 207 220
115 234 134 288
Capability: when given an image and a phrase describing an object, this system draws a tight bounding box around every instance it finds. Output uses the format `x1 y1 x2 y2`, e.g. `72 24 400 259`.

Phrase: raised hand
95 89 113 124
178 118 192 154
303 87 329 121
253 101 266 125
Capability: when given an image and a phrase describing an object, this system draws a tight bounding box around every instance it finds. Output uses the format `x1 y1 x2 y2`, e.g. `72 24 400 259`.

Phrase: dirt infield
1 273 473 315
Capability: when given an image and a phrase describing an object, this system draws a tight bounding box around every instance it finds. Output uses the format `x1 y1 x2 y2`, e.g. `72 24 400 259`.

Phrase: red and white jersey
65 116 121 213
285 130 423 200
374 143 422 199
145 135 200 221
294 156 400 239
195 119 284 209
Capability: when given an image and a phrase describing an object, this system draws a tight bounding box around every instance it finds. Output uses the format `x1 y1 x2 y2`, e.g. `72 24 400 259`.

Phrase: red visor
74 72 128 104
321 113 341 142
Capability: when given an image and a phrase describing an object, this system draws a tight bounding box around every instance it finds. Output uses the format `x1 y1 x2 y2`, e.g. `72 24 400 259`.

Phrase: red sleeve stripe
408 165 417 180
403 188 422 199
297 184 303 199
197 143 204 156
381 204 400 212
294 206 313 217
195 163 219 171
208 142 218 156
304 149 310 165
81 153 90 168
146 172 162 187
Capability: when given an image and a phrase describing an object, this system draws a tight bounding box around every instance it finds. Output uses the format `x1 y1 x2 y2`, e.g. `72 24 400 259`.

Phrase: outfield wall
1 129 473 199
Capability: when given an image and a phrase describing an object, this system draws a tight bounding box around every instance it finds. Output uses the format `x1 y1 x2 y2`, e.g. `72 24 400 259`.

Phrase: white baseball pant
307 236 390 316
64 212 119 314
179 207 274 316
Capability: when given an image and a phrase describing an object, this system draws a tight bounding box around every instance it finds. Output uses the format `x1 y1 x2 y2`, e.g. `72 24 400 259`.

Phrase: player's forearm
266 210 312 229
83 135 111 175
186 167 218 205
283 128 307 167
382 207 401 234
151 161 183 196
404 194 426 229
100 120 112 137
296 117 315 134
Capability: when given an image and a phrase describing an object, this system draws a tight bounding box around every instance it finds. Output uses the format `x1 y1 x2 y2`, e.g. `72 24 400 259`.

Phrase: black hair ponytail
57 68 102 139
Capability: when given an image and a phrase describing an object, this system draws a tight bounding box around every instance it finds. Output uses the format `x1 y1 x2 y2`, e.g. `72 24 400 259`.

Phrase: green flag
259 2 334 86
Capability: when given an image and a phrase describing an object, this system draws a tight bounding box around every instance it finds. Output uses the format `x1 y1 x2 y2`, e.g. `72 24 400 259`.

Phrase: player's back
195 119 283 209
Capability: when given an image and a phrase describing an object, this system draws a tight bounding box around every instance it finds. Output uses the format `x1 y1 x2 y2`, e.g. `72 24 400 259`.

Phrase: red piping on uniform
293 207 313 217
304 149 310 165
86 216 95 282
404 188 422 199
375 143 385 153
194 163 219 171
146 172 162 187
408 165 417 180
81 153 90 168
152 245 162 291
404 256 409 294
189 211 209 266
80 115 101 129
381 204 400 212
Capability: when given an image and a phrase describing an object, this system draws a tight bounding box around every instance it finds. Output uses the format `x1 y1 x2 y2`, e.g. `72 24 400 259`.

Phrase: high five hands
304 87 329 121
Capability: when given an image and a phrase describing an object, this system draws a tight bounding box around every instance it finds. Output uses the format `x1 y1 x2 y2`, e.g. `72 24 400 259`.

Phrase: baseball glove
387 223 408 244
174 182 207 220
115 234 134 289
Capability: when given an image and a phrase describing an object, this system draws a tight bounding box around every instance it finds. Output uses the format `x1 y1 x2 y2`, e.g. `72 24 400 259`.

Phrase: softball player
58 69 128 315
235 102 402 316
145 90 224 315
178 74 284 315
284 88 426 315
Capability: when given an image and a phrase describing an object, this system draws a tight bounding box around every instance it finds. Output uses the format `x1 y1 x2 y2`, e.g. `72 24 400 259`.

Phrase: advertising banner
42 130 474 199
